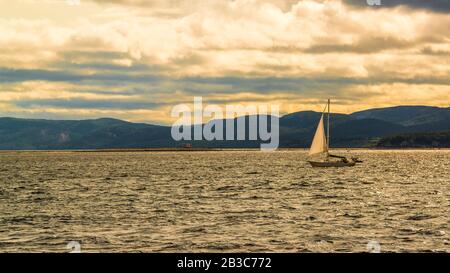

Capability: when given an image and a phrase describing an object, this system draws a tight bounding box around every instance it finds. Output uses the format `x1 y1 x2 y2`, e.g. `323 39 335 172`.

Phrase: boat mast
327 99 330 151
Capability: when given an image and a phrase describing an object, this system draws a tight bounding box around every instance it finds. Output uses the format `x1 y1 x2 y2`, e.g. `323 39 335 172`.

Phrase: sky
0 0 449 124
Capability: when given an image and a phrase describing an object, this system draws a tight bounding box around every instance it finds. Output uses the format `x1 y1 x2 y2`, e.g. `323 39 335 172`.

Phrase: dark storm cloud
0 68 162 84
2 66 449 95
344 0 450 12
180 76 450 95
0 68 84 83
15 99 160 110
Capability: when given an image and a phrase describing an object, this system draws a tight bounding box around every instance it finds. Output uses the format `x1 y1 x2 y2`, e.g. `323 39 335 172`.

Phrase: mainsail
309 114 328 156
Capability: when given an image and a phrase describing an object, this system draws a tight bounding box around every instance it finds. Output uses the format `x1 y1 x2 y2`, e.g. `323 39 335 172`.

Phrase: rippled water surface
0 150 449 252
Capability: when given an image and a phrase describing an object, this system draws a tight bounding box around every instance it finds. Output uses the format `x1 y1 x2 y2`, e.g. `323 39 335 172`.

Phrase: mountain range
0 106 449 150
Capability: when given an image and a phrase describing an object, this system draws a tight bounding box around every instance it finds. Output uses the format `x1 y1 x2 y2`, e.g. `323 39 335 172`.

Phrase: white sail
309 114 328 156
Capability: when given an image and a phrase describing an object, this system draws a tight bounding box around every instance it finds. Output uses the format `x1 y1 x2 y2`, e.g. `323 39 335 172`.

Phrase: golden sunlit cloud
0 0 449 123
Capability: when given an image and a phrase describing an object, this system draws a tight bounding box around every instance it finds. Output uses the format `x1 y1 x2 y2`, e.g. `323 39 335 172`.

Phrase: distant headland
1 105 449 150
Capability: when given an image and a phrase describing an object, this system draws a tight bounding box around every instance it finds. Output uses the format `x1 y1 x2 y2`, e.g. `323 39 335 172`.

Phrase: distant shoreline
0 147 449 153
2 106 449 151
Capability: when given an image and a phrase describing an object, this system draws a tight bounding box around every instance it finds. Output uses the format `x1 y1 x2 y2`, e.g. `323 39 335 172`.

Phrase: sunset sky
0 0 449 124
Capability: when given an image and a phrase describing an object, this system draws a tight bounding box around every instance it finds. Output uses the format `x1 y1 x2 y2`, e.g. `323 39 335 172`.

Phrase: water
0 150 448 253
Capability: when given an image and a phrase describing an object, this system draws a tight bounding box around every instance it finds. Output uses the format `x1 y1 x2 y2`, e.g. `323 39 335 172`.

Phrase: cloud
2 1 449 76
0 0 449 123
14 98 160 110
0 67 163 84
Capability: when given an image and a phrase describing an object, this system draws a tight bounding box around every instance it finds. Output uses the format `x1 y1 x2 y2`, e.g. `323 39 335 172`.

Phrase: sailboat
308 99 359 167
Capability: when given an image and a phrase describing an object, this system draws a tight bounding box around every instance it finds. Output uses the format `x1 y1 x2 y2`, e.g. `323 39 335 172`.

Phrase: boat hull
308 161 356 168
